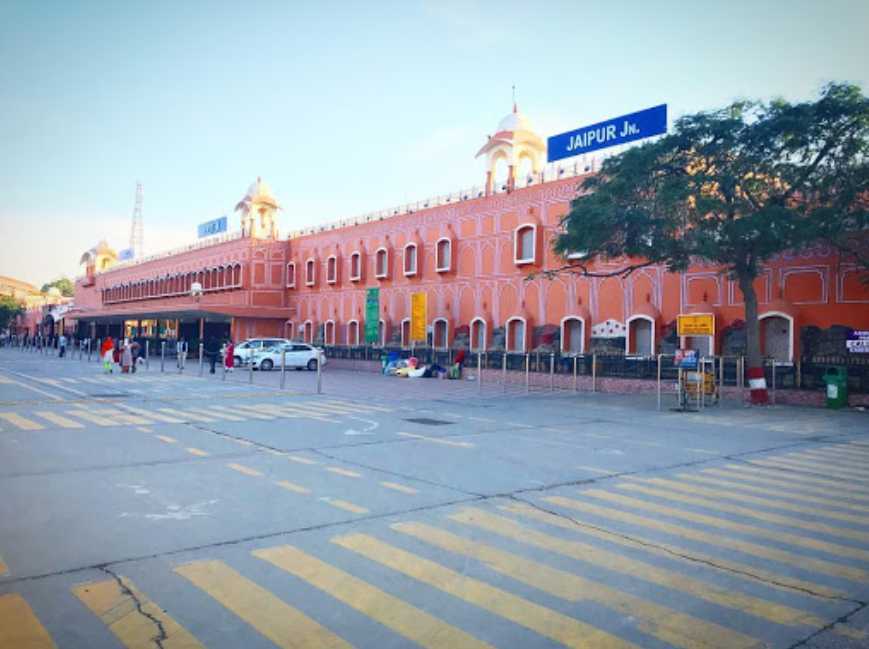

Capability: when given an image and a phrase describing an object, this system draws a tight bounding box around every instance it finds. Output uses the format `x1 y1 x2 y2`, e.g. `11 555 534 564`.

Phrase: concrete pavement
1 346 868 648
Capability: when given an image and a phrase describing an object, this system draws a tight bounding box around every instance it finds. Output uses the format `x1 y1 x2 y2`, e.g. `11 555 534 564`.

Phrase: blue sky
1 0 867 285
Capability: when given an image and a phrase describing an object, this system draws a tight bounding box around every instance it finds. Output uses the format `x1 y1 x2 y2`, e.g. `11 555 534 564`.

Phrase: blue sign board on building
547 104 667 163
118 248 134 261
198 215 228 239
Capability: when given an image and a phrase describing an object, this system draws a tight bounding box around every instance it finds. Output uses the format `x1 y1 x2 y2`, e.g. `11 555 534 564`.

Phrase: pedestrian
205 337 220 374
224 340 235 372
130 340 141 373
121 340 133 374
101 336 114 373
58 333 67 358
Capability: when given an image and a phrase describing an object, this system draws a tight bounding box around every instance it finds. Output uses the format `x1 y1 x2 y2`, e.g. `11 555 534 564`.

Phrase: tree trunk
738 273 768 405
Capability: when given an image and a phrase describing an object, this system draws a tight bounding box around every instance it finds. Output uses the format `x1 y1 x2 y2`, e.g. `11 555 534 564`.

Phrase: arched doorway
506 317 526 353
561 317 585 354
470 318 486 352
432 318 449 351
760 313 793 363
627 316 654 356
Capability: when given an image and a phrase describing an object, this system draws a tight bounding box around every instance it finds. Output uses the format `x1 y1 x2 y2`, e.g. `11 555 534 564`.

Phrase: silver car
251 343 326 371
233 338 291 366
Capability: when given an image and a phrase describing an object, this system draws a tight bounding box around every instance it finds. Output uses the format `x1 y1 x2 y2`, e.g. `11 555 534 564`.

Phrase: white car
251 342 326 371
233 338 291 366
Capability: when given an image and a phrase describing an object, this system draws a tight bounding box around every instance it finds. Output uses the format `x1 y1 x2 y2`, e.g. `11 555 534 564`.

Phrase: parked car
251 342 326 371
233 338 291 366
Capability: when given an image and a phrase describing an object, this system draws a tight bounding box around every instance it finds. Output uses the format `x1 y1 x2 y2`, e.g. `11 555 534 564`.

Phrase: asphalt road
1 346 868 649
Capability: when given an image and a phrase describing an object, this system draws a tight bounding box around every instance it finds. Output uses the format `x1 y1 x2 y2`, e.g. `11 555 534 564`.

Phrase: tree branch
534 259 658 280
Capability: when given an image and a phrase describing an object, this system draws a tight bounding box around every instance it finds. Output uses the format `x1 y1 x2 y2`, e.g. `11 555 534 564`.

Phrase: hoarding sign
410 292 427 342
674 349 698 369
365 288 380 344
677 314 715 337
846 330 869 353
547 104 667 162
198 216 228 238
118 248 134 261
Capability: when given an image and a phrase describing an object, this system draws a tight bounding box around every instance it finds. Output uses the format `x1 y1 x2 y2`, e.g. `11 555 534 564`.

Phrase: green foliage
0 295 24 330
40 277 74 297
555 82 869 281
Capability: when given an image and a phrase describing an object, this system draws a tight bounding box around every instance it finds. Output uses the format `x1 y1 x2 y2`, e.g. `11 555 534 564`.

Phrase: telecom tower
128 182 144 259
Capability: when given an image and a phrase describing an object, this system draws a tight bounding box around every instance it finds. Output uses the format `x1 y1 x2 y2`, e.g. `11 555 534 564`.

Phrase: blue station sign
547 104 667 163
198 215 228 239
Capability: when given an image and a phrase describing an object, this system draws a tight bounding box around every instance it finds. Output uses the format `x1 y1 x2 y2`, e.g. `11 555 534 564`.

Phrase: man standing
58 333 67 358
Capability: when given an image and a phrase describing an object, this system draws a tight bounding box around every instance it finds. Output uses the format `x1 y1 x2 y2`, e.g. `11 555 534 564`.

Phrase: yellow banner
677 314 715 337
410 292 427 342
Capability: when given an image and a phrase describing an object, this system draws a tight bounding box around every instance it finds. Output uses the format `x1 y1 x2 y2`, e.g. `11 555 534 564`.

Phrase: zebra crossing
3 440 868 648
0 398 391 431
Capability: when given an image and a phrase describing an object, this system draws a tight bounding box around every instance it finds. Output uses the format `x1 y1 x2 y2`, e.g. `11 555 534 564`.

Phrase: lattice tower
129 182 144 258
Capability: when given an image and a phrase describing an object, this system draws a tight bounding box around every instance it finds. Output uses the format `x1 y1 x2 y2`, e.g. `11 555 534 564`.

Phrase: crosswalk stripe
394 520 760 649
65 410 114 426
73 576 204 649
634 477 869 526
452 507 829 628
90 408 151 425
543 495 868 584
266 404 339 422
304 402 358 414
227 463 262 477
750 458 869 488
186 447 209 457
34 411 85 429
589 488 869 562
0 593 57 648
333 533 639 649
158 408 218 423
799 449 869 469
254 544 495 649
286 455 319 465
156 435 178 444
682 472 869 514
0 412 45 430
175 560 351 649
118 404 182 423
187 407 245 422
380 481 418 494
326 467 362 478
398 432 474 447
275 480 310 494
717 464 869 501
779 454 869 479
329 399 392 412
224 405 274 420
322 498 369 514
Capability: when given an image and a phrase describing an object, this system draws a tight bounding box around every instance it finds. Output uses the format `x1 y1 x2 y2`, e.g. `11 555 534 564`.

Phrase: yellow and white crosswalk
0 398 392 431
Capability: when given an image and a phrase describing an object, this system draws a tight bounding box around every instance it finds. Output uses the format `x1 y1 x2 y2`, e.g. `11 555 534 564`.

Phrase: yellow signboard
677 314 715 337
410 292 427 342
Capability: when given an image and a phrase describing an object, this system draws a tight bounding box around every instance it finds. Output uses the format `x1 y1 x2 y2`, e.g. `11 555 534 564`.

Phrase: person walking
205 337 220 374
121 340 133 374
58 333 67 358
224 340 235 373
101 336 114 373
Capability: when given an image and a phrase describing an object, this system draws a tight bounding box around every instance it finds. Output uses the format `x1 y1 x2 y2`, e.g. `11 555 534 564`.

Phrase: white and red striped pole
747 366 769 405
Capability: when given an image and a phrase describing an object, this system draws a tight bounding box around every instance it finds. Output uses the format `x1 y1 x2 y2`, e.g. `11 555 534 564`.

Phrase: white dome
497 110 534 133
246 177 274 200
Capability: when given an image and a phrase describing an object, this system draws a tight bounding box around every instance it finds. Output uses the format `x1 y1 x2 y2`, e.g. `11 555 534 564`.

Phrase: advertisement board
364 288 380 344
846 330 869 353
547 104 667 163
677 314 715 337
410 292 427 342
198 216 228 239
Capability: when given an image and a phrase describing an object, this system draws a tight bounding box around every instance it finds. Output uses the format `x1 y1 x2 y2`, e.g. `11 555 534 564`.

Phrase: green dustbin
823 366 848 409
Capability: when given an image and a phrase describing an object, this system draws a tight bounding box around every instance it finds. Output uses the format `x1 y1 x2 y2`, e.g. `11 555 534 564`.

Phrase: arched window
285 321 295 340
432 318 449 350
305 258 316 286
561 317 585 355
326 255 337 284
378 319 387 347
470 317 487 352
401 318 411 348
211 268 219 289
506 317 527 353
403 243 418 276
760 312 793 363
286 262 296 288
375 247 389 279
325 320 336 345
348 320 360 346
350 252 362 281
626 315 655 357
303 320 314 343
233 264 241 287
436 238 452 273
514 224 537 265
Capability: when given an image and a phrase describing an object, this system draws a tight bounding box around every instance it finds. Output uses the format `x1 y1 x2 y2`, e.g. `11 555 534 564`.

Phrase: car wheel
261 359 274 371
234 355 242 366
307 359 318 371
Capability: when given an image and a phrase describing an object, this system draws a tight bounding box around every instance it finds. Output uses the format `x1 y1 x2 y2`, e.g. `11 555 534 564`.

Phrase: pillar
199 317 205 341
485 170 493 197
507 165 515 193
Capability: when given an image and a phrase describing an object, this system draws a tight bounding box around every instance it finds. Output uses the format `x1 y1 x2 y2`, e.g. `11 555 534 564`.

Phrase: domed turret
235 177 280 239
476 102 546 195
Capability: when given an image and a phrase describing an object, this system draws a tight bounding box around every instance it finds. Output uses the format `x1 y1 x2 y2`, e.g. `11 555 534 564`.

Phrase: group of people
99 337 141 374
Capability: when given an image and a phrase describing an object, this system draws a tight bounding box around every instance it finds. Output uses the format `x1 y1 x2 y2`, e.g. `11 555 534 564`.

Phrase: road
1 346 868 648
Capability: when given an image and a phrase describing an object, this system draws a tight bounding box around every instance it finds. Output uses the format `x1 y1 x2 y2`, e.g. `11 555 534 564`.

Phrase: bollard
656 353 663 411
145 340 150 370
160 341 165 372
549 352 555 392
573 355 578 392
199 343 204 377
248 348 253 384
592 353 597 393
700 358 706 410
316 353 322 394
718 356 724 392
502 353 507 392
280 348 286 389
477 352 482 394
96 338 101 364
524 353 530 394
771 359 776 405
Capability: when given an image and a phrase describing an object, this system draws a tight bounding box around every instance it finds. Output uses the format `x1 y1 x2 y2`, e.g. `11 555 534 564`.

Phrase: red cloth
101 337 114 355
224 343 235 368
454 349 466 366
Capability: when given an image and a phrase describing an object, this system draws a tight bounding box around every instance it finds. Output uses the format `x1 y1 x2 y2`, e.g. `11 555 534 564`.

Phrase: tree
41 277 74 297
0 296 24 331
553 82 869 404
